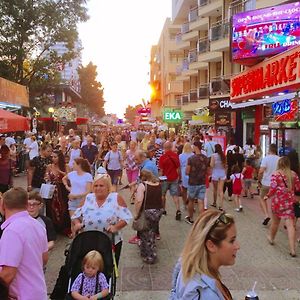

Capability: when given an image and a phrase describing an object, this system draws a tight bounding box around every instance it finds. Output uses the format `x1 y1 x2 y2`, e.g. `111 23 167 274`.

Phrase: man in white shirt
5 135 16 148
204 135 217 158
258 144 279 226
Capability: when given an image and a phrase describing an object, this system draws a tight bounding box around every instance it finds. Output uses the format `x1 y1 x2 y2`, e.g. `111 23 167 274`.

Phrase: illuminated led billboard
231 2 300 65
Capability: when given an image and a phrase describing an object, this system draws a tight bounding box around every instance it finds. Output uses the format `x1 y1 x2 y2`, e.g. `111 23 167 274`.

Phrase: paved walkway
13 175 300 299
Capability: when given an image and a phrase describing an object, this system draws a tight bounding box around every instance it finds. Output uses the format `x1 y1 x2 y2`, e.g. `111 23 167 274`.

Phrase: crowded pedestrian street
2 0 300 300
11 174 300 299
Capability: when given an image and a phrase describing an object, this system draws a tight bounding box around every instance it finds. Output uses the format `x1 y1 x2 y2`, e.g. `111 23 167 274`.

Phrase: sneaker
234 208 240 212
184 216 194 225
155 234 161 240
175 210 182 221
262 217 271 226
128 236 140 244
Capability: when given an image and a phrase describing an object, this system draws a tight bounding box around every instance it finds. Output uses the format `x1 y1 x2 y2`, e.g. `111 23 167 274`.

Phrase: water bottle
245 282 259 300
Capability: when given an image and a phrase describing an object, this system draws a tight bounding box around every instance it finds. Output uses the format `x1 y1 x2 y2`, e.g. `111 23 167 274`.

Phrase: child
71 250 109 300
242 159 254 198
230 164 244 212
28 191 56 251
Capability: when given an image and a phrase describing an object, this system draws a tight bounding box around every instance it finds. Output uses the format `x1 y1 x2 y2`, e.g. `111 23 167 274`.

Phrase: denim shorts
68 199 81 211
188 185 206 200
107 169 122 185
162 180 179 196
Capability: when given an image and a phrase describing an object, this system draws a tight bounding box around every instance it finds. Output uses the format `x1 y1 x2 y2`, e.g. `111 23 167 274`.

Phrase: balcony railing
210 76 230 95
198 0 208 7
197 37 209 54
175 34 182 44
210 19 229 41
198 84 209 98
182 94 189 104
176 95 182 106
228 0 255 18
190 89 198 102
189 7 198 22
188 49 198 63
181 22 189 34
182 59 189 72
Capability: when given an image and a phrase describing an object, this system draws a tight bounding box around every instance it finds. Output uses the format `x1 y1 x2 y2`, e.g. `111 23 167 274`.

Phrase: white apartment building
149 18 184 120
49 40 82 92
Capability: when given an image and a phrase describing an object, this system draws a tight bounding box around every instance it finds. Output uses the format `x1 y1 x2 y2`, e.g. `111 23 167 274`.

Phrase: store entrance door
243 118 255 146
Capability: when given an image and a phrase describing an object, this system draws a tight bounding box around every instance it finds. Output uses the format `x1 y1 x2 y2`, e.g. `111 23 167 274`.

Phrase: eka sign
163 110 183 123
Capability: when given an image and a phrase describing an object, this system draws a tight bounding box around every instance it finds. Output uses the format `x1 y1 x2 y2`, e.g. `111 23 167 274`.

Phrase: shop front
230 45 300 155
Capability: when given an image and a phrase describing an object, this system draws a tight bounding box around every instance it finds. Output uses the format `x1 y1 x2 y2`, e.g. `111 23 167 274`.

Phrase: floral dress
268 171 300 219
72 192 132 244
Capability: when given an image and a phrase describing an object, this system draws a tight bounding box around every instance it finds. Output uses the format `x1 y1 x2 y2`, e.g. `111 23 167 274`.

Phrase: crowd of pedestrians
0 126 299 299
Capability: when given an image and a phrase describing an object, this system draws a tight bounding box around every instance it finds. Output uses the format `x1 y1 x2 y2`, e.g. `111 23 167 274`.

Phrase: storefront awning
231 92 296 109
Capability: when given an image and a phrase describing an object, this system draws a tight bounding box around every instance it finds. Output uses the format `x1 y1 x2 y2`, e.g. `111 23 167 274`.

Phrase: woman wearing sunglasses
170 210 239 300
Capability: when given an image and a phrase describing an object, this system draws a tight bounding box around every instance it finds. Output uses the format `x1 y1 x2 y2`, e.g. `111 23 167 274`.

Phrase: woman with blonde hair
170 210 239 299
72 173 132 264
179 143 194 207
135 169 163 264
264 156 300 257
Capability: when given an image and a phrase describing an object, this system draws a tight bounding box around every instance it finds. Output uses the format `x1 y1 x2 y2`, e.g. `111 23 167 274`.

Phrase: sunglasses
206 213 232 238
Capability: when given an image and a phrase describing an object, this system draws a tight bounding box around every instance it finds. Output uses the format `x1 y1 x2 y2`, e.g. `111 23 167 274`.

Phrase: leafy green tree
0 0 88 93
124 104 143 124
78 62 105 116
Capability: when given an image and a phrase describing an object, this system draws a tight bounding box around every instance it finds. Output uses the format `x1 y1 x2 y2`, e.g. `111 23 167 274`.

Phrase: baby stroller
50 231 118 300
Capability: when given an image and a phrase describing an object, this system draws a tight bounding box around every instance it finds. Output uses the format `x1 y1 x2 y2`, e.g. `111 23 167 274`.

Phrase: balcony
189 89 198 102
188 49 198 63
198 0 222 18
228 0 255 18
182 30 198 42
182 94 189 105
190 16 209 31
198 84 209 98
181 22 189 34
176 95 182 106
210 19 230 51
198 38 222 62
175 33 190 50
189 7 198 23
197 37 209 54
210 76 230 96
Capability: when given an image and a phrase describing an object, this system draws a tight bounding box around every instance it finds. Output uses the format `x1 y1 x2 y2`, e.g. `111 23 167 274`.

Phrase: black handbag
294 202 300 218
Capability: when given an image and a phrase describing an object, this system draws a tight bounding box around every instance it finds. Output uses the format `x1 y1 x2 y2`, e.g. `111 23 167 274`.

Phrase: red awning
0 109 30 133
76 117 89 125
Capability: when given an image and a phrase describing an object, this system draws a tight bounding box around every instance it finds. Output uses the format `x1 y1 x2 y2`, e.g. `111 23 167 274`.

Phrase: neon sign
272 99 298 121
272 99 291 115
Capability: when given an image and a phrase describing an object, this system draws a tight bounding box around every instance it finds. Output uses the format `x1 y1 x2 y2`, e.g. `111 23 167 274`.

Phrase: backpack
232 174 242 195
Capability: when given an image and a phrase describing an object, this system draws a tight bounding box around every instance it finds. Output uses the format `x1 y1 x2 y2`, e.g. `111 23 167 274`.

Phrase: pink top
0 211 48 300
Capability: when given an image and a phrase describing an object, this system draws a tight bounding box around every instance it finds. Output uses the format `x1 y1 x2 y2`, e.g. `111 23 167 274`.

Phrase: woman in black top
135 169 163 264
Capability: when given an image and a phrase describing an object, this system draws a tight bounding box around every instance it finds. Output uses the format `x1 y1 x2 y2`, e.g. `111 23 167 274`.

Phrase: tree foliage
78 62 105 116
124 104 143 124
0 0 88 94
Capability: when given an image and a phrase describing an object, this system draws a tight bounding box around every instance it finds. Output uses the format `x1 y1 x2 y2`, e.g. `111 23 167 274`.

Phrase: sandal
267 235 274 245
211 203 217 208
290 252 297 258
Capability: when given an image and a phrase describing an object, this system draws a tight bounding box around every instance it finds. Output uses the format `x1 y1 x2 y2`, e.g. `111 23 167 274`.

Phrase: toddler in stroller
70 250 109 299
50 231 118 300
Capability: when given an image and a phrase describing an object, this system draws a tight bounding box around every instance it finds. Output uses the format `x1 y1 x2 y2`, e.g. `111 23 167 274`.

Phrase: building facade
149 18 184 120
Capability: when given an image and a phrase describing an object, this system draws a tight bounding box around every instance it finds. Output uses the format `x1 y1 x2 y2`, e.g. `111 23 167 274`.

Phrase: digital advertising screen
231 1 300 64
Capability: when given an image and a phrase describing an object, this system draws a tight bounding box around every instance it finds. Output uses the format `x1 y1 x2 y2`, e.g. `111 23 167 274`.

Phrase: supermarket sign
163 110 183 123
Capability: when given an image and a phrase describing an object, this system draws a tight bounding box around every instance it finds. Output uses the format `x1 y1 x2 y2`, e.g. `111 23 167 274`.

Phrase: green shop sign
163 110 183 123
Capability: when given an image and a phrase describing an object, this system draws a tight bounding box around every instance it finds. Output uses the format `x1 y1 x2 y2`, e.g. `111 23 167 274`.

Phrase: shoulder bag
132 183 150 231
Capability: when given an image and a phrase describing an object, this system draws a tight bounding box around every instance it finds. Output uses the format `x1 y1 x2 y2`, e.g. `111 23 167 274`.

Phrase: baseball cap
147 144 156 152
155 139 162 145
